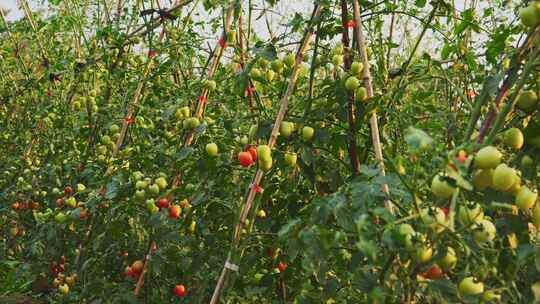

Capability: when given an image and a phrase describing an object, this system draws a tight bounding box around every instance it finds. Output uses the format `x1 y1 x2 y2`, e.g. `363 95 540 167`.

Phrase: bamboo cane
209 5 322 303
351 0 393 213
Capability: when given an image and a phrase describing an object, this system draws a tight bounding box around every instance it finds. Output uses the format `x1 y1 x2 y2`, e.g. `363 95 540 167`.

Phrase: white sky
0 0 514 63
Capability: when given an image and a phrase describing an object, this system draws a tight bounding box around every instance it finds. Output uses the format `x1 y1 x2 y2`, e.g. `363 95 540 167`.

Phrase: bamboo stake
351 0 393 213
183 2 237 146
209 5 322 303
130 1 240 296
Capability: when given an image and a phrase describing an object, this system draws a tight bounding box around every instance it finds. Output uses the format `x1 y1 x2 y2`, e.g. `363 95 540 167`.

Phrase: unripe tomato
519 5 540 27
472 169 493 191
351 61 363 75
474 146 502 169
188 221 196 233
58 283 69 295
206 143 219 156
135 180 148 190
492 164 517 191
155 177 168 190
356 87 368 102
420 207 447 233
284 152 297 168
134 190 146 202
482 290 501 302
438 247 457 271
204 80 217 91
256 145 272 162
431 174 455 199
279 121 294 137
332 54 343 66
345 76 360 91
146 200 158 213
302 126 315 141
459 203 484 225
503 128 524 150
332 44 344 55
265 70 275 82
516 186 537 211
148 184 160 196
283 54 295 68
414 245 433 263
517 90 538 110
473 219 496 243
249 68 263 79
458 277 484 295
259 157 273 172
271 60 284 73
397 224 415 248
521 155 534 168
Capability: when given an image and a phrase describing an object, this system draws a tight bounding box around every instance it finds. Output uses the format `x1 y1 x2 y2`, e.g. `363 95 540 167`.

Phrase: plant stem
341 0 361 176
484 47 540 145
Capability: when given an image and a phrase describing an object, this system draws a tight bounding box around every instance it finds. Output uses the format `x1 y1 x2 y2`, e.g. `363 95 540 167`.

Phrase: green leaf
415 0 427 7
404 127 433 152
278 219 301 239
105 181 118 199
356 239 377 261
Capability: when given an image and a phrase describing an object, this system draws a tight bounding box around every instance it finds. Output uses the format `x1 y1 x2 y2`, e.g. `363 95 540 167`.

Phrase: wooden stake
351 0 393 213
209 5 322 303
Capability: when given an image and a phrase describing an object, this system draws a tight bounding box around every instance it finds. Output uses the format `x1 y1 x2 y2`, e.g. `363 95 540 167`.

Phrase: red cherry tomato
173 284 186 297
64 186 73 196
247 146 257 161
169 205 181 219
277 262 287 273
157 198 169 209
238 151 253 167
421 264 444 280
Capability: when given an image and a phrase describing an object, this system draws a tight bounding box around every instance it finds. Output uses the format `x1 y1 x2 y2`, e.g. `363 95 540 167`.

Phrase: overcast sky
1 0 512 63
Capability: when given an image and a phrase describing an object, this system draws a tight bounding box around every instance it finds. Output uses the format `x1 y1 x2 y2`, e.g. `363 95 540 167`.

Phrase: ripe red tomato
125 266 135 278
441 207 449 218
173 284 186 297
131 260 144 274
64 186 73 196
59 255 66 265
247 146 257 161
157 198 169 209
277 261 287 273
169 205 181 219
238 151 253 167
421 265 444 280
